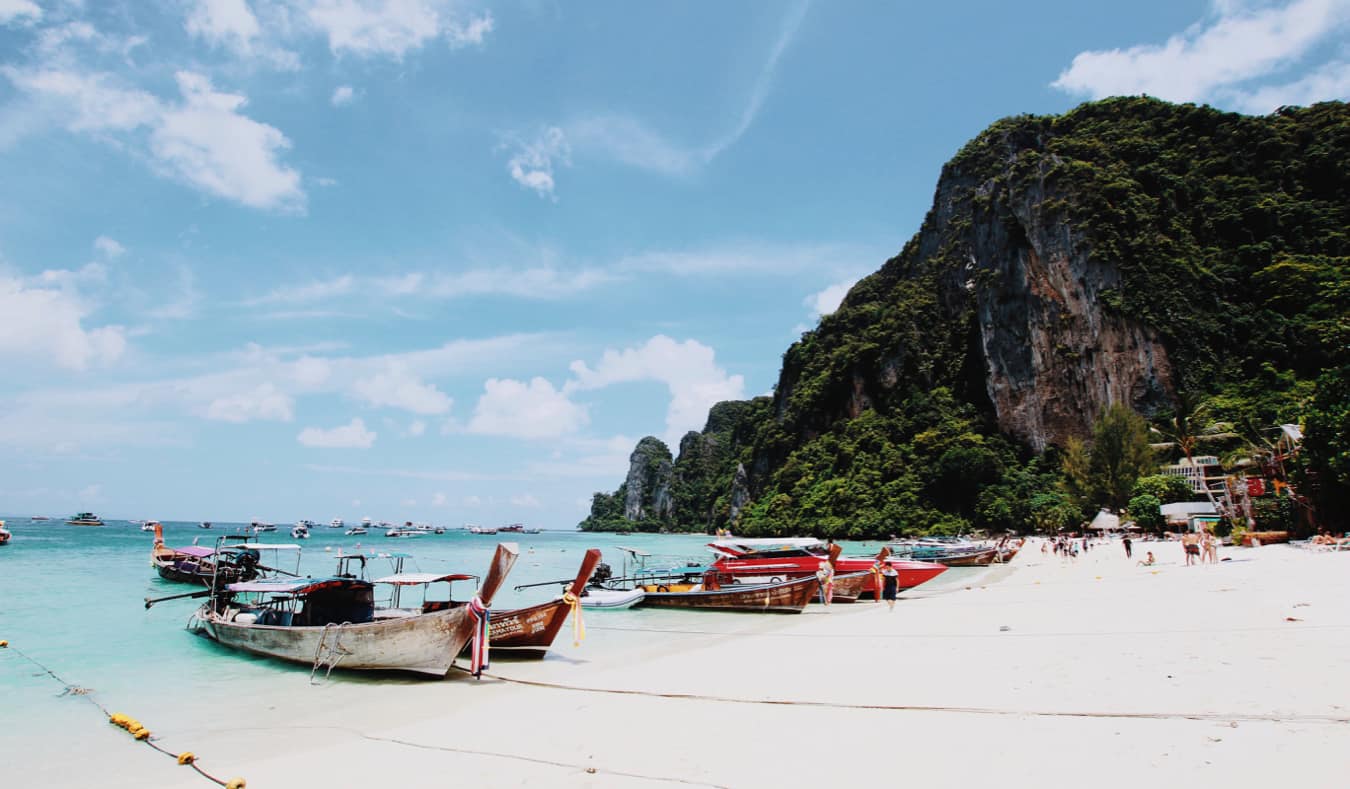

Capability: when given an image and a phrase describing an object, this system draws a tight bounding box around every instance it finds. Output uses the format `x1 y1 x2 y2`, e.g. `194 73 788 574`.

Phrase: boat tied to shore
492 548 603 656
187 542 519 678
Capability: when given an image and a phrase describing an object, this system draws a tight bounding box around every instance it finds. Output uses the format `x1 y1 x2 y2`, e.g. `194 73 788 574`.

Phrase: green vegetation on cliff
582 98 1350 537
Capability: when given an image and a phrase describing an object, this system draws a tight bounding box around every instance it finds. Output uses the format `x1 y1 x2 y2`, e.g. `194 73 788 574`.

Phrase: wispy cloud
505 126 570 199
297 417 376 448
1052 0 1350 112
563 0 811 177
804 277 859 318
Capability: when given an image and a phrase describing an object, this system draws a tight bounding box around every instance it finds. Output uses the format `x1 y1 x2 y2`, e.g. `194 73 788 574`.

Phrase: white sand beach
15 540 1350 789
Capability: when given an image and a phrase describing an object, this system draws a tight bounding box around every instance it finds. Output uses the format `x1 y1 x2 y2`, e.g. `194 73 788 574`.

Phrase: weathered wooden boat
635 574 821 613
486 548 602 657
929 547 999 566
150 524 269 586
826 571 869 603
190 543 518 678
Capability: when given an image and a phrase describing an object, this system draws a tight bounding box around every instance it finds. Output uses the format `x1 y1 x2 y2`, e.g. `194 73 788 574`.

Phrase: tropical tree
1149 392 1237 514
1064 405 1155 511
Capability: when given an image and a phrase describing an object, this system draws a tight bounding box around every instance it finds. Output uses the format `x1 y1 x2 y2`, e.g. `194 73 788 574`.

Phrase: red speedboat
707 538 946 598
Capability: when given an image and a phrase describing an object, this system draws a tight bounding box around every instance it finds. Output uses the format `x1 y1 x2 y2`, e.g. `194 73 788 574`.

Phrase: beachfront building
1161 455 1227 496
1160 501 1219 532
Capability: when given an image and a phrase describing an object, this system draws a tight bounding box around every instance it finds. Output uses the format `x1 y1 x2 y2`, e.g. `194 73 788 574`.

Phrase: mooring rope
465 666 1350 726
0 640 246 788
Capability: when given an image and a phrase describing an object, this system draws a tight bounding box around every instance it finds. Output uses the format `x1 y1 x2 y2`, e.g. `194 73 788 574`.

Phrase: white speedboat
385 528 423 538
250 521 277 533
291 524 311 539
578 588 645 610
330 518 344 529
345 526 367 535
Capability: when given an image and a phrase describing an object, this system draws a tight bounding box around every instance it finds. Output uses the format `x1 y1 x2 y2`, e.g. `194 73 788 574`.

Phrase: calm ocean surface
0 518 983 760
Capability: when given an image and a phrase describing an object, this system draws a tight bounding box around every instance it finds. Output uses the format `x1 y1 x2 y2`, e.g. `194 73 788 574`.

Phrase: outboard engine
590 562 613 587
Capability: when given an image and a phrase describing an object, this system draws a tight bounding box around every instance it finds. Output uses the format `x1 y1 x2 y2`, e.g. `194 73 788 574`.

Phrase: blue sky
1 0 1347 526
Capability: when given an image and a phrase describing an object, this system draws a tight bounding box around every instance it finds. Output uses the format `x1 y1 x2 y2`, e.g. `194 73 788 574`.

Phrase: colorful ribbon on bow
561 591 585 646
467 596 490 677
870 566 883 603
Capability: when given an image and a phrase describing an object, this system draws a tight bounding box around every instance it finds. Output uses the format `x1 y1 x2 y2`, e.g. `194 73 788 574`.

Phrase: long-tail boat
636 573 820 613
150 523 269 586
189 542 518 677
826 571 869 603
707 538 946 599
487 548 602 657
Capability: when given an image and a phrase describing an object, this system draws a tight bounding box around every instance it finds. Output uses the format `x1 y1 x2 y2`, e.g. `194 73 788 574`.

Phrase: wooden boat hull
636 575 819 613
489 548 601 657
483 599 565 657
826 571 868 603
933 547 999 567
196 606 475 677
154 560 255 587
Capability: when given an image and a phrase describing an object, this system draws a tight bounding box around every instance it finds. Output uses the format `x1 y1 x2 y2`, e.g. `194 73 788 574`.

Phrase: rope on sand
1 640 246 788
470 668 1350 726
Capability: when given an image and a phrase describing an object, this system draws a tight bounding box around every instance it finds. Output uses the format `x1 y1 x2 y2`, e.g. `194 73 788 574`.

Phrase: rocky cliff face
621 437 674 521
901 142 1175 450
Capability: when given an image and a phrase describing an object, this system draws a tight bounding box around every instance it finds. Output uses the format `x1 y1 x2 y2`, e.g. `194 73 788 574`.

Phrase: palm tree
1149 392 1238 516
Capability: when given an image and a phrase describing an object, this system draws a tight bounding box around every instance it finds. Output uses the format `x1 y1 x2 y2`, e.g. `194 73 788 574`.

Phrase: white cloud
4 65 306 211
93 236 126 258
1230 59 1350 112
406 419 427 437
331 84 355 106
462 495 481 506
506 126 569 199
186 0 260 51
1052 0 1350 110
468 377 589 439
0 271 126 371
244 274 355 305
304 0 493 59
298 417 376 448
567 335 745 444
206 382 295 422
351 365 452 414
805 277 859 318
431 491 446 506
510 493 541 508
0 0 41 25
152 72 305 211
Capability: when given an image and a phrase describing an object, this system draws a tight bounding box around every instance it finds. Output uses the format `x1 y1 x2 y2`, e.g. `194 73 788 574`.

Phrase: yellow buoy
226 778 247 789
177 752 196 765
0 639 8 647
134 729 150 740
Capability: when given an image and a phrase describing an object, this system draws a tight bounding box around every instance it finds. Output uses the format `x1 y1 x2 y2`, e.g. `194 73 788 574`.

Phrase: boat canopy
615 545 652 557
172 545 216 558
226 577 370 595
371 572 476 586
221 543 303 551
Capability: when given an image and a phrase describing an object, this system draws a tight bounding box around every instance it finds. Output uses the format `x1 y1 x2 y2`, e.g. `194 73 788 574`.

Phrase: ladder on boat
310 622 353 684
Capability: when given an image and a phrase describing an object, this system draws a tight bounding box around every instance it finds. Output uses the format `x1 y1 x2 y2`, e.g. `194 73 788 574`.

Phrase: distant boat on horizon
67 512 103 526
29 515 51 521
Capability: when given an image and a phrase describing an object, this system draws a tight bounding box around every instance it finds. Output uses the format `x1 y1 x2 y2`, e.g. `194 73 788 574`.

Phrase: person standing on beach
1123 535 1133 559
1202 530 1217 564
880 561 899 611
1182 532 1200 566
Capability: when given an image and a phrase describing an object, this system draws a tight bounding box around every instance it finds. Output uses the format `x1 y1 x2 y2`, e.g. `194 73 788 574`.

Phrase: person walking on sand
1123 534 1133 559
880 561 899 611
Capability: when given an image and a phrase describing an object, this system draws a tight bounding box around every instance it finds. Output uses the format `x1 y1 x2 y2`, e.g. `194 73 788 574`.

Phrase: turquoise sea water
0 518 981 777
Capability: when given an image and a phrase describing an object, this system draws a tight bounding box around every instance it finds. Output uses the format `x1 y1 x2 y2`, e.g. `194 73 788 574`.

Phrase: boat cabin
221 578 376 627
370 573 479 618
